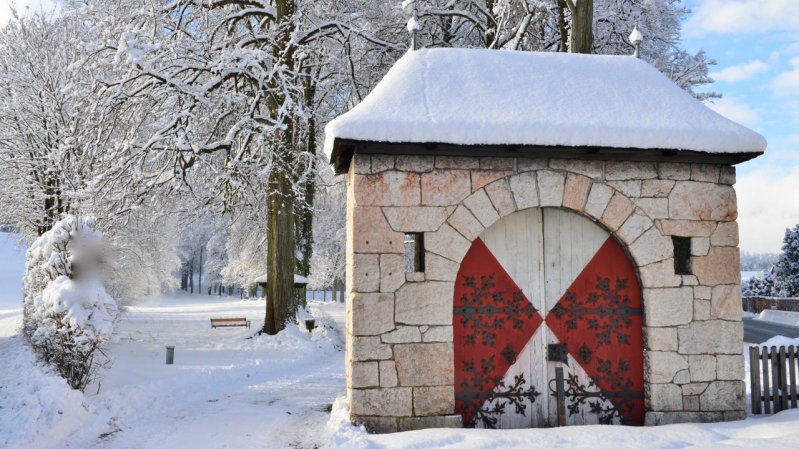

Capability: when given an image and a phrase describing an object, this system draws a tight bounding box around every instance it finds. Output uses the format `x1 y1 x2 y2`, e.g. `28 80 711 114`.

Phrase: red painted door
454 208 644 428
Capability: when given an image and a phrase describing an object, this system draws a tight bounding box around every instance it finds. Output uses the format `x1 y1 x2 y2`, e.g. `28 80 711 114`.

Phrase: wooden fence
749 345 799 414
743 297 799 314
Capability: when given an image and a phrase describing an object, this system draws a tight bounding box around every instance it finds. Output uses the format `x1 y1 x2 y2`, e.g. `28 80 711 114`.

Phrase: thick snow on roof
324 48 767 159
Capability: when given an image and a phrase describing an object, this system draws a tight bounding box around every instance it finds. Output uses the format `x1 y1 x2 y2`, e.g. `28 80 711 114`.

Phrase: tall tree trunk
296 70 317 278
264 172 296 334
567 0 593 54
189 257 194 294
198 246 203 294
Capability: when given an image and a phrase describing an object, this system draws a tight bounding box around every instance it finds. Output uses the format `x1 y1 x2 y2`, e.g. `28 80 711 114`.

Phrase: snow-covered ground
753 309 799 327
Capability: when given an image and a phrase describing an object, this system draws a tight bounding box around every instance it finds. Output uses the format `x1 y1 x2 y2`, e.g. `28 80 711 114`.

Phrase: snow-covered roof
254 274 310 285
324 48 766 168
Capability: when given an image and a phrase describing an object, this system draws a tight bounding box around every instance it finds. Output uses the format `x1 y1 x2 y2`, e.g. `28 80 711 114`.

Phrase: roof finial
402 0 420 50
629 25 643 59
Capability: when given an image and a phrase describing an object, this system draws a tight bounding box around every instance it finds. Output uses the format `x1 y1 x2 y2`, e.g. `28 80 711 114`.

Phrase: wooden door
453 208 644 428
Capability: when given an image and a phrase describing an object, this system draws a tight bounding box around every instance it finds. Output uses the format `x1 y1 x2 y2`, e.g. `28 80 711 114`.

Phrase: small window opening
673 236 692 275
404 233 425 273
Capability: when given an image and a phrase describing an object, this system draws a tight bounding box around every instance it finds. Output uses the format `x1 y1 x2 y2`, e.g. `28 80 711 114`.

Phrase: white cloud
685 0 799 37
707 97 761 127
773 57 799 97
738 165 799 253
0 0 56 26
711 60 768 83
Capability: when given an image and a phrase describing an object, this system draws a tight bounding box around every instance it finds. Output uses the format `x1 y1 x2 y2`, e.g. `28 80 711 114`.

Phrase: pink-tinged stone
353 253 380 292
607 180 642 198
352 207 405 253
692 247 741 285
354 172 420 206
711 284 743 321
350 293 396 336
484 179 517 217
395 282 454 325
562 173 592 212
668 182 738 221
655 219 718 237
710 222 739 247
413 386 455 416
601 192 635 231
382 206 449 232
642 180 676 198
380 254 405 293
471 170 512 192
421 170 471 206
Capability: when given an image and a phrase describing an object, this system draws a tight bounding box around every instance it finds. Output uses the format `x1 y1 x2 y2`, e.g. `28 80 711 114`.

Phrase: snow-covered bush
23 215 118 390
776 225 799 297
743 271 779 297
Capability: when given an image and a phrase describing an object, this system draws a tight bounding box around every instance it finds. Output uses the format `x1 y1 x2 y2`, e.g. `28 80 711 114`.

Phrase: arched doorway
453 208 644 428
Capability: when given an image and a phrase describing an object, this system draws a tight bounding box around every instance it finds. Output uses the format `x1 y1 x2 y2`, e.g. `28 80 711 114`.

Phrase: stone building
324 48 767 433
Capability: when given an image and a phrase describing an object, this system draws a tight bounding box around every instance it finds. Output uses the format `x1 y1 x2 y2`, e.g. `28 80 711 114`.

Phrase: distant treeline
740 252 780 271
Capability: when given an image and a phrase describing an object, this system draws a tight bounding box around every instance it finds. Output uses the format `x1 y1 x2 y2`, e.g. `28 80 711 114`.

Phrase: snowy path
1 294 347 449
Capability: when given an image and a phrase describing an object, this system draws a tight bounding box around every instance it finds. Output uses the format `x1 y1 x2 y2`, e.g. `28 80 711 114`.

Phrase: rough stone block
472 170 513 192
682 382 709 396
354 172 420 206
509 172 539 209
413 386 455 416
719 166 736 185
398 415 462 431
353 207 405 253
674 369 690 385
395 281 454 325
607 180 642 198
562 173 592 212
659 163 691 180
629 227 674 266
422 325 453 343
350 336 393 361
717 355 744 381
684 395 700 411
381 326 422 344
354 416 398 433
351 387 413 417
537 171 565 207
668 182 737 221
694 286 712 300
642 180 676 198
406 272 425 282
691 237 710 256
549 159 603 178
648 383 683 411
480 158 514 171
396 155 434 172
639 259 681 288
380 254 405 293
643 287 693 327
484 179 517 217
606 161 658 180
352 361 380 388
699 381 744 412
353 253 380 292
383 207 449 232
447 205 484 242
617 212 654 245
435 156 480 170
647 351 688 383
635 197 669 219
584 182 614 219
646 327 678 351
691 164 720 183
351 293 395 336
711 284 742 321
371 155 395 172
421 170 471 206
682 275 699 286
601 192 635 231
463 189 500 228
693 299 710 321
426 223 472 263
688 355 716 382
678 320 743 355
394 343 454 386
655 220 718 237
425 252 460 282
353 154 372 174
380 361 399 387
711 222 739 247
693 247 741 285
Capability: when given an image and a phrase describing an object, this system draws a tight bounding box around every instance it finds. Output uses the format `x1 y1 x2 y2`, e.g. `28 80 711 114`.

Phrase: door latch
547 343 569 363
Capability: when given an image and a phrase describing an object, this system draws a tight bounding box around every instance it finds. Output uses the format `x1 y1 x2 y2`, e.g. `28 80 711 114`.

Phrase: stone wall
345 153 746 432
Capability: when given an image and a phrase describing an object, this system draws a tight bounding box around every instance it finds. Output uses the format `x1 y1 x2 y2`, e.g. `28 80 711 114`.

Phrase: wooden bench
210 317 251 329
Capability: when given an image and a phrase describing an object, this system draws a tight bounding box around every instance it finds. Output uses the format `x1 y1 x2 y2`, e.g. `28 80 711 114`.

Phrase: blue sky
2 0 796 253
682 0 799 253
